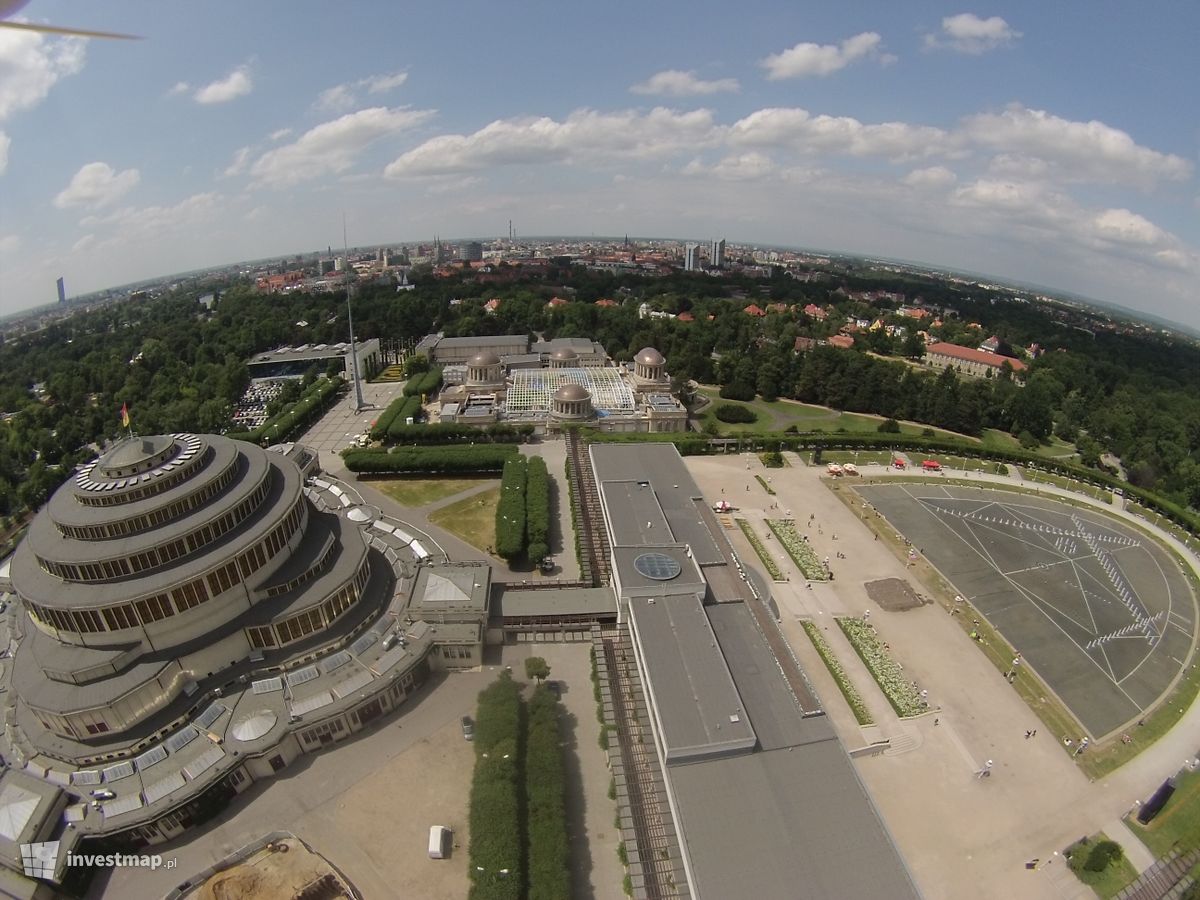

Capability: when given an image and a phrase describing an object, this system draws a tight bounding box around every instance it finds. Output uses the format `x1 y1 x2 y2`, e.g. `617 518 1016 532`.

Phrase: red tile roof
926 341 1026 371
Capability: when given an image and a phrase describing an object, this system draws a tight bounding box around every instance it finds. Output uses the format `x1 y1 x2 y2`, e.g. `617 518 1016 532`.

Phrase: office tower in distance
459 241 483 262
56 276 66 305
710 238 726 269
684 243 701 271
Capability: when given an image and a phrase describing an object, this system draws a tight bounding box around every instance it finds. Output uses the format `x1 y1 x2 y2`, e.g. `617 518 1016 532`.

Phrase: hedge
342 445 517 473
385 396 424 440
715 403 756 424
495 456 528 561
469 672 524 900
403 366 444 398
369 394 411 441
228 375 345 445
525 456 550 563
526 686 569 900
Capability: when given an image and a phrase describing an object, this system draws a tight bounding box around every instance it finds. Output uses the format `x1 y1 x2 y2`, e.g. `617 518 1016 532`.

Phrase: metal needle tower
343 217 366 413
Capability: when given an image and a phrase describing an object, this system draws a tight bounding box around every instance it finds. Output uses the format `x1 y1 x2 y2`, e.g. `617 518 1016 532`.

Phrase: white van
428 825 451 859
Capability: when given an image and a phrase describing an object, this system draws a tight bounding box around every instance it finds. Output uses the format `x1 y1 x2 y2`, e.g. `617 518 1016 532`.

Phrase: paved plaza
684 453 1200 900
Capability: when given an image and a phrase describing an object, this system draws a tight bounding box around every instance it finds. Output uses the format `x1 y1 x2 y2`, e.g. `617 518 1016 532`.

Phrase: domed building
465 351 504 387
633 347 668 386
551 382 593 420
549 347 580 369
0 433 487 871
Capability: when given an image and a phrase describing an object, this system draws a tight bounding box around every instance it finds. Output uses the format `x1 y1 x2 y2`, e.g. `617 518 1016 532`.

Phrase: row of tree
525 457 551 564
468 669 568 900
494 457 528 561
402 366 443 398
342 445 517 474
369 394 423 442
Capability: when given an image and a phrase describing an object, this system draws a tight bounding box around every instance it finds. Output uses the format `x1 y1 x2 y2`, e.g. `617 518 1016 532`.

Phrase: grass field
372 477 495 507
695 387 964 439
1065 834 1139 898
982 428 1079 460
427 486 501 554
1127 768 1200 858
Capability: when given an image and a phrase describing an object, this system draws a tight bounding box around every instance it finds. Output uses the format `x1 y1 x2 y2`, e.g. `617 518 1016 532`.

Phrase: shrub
715 403 757 424
877 418 901 433
526 686 569 900
343 445 517 473
525 456 551 563
1083 840 1123 872
718 382 755 401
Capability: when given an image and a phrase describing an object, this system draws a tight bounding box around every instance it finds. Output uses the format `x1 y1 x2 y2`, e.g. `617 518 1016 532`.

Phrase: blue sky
0 1 1197 327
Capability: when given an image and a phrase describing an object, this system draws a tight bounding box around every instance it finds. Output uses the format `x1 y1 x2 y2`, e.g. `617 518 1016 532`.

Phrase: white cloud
0 130 9 175
630 70 739 97
1090 208 1167 247
80 192 219 234
728 107 950 161
71 233 95 252
269 128 292 142
223 146 251 177
252 106 435 187
683 152 779 181
0 234 20 254
194 66 252 104
761 32 892 80
53 162 140 209
314 71 409 112
362 72 408 94
385 107 718 178
903 165 957 189
0 30 85 121
167 81 189 96
964 104 1192 187
925 14 1021 54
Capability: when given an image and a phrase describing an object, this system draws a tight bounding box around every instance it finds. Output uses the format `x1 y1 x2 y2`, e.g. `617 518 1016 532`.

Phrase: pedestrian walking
933 718 939 726
1025 730 1032 739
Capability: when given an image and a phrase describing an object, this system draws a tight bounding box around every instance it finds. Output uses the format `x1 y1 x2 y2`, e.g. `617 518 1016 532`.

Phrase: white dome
468 351 501 367
635 347 665 367
550 347 579 361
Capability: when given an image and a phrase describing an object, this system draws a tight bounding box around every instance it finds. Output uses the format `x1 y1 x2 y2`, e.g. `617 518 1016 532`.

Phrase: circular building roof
553 383 591 402
468 351 501 367
98 435 176 473
346 506 372 522
231 710 278 742
633 552 682 581
550 347 579 361
635 347 665 366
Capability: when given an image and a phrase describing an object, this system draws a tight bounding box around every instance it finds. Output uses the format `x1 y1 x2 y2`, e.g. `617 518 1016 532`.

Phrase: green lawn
982 429 1079 460
372 476 495 507
428 486 501 555
1127 768 1200 858
1066 834 1139 898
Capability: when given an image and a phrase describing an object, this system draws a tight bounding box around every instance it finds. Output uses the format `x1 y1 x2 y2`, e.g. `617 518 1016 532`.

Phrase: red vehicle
922 459 942 471
892 458 907 469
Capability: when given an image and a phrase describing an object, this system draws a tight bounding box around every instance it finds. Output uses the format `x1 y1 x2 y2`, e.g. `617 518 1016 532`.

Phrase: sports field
857 483 1196 738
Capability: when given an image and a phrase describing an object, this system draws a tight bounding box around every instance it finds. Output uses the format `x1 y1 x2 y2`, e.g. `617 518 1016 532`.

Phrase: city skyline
0 1 1197 326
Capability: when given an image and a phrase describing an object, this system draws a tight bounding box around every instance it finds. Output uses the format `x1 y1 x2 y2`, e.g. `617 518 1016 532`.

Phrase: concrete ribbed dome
635 347 665 366
468 351 501 367
550 347 579 361
553 383 590 402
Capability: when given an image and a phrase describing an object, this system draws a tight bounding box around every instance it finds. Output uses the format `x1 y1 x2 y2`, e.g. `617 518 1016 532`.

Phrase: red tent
922 459 942 471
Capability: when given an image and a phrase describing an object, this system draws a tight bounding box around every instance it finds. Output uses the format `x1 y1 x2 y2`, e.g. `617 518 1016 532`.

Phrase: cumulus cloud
53 162 140 209
728 107 950 161
79 192 219 233
0 131 9 175
194 66 252 104
683 152 779 181
903 165 957 189
0 29 85 123
925 14 1021 54
964 104 1192 187
167 81 189 96
314 71 408 112
223 146 251 177
1090 208 1168 247
269 128 292 141
252 106 434 187
761 32 893 79
384 107 718 178
630 70 739 97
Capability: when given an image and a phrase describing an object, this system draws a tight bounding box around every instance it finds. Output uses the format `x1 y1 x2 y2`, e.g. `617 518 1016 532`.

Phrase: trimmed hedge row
525 456 550 563
526 686 570 900
385 396 425 441
342 445 517 473
369 394 413 441
403 366 443 398
469 672 524 900
495 456 528 562
228 375 344 445
381 422 534 445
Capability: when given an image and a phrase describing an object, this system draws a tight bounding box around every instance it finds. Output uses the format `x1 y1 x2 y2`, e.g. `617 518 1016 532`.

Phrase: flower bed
754 474 776 495
766 519 829 580
801 621 873 725
735 519 784 581
836 617 926 717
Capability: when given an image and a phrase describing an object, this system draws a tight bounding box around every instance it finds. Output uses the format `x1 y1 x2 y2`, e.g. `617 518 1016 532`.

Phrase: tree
524 657 551 683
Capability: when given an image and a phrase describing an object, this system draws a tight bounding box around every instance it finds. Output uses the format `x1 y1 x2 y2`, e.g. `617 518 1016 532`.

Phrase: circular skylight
633 552 682 581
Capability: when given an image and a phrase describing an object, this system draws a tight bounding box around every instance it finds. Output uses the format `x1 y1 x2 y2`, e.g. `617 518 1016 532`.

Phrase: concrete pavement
685 452 1200 900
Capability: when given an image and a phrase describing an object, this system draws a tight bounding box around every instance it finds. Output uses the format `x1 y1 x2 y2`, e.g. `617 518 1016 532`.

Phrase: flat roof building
590 442 920 900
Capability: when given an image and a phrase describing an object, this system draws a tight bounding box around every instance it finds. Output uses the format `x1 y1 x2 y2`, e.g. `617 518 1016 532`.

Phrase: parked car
90 789 116 800
461 716 474 740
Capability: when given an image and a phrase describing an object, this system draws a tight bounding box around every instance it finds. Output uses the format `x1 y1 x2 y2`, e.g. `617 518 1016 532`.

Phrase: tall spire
343 215 366 413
